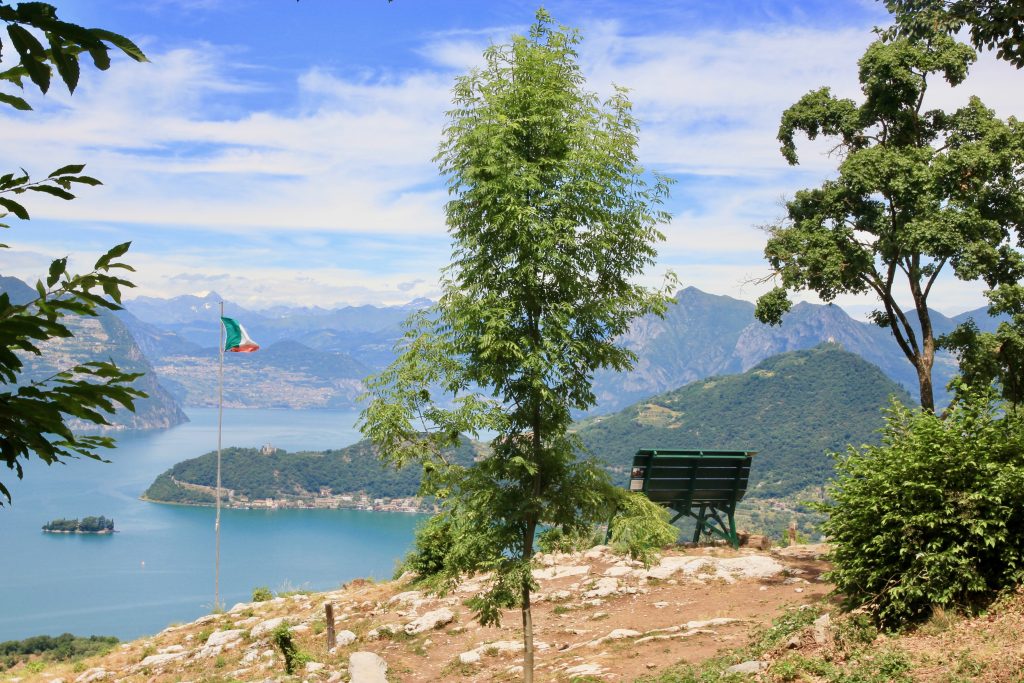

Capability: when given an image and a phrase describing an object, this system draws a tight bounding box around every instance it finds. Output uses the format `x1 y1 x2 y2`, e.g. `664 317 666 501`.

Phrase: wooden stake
325 602 336 650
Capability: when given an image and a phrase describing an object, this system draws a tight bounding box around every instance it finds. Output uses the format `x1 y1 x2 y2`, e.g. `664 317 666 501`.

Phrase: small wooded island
42 516 115 534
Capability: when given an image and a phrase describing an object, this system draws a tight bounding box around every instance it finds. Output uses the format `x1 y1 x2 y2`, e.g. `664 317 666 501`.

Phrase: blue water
0 409 423 642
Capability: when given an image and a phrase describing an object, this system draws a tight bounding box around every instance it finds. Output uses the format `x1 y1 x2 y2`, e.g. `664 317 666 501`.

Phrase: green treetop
361 10 676 682
755 29 1024 412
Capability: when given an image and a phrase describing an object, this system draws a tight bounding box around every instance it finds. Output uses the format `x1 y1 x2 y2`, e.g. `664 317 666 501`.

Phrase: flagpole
215 301 224 611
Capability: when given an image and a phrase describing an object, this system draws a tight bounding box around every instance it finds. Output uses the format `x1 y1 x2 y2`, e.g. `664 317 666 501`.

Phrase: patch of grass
311 619 326 635
553 604 572 615
197 628 214 644
250 586 273 602
441 657 477 677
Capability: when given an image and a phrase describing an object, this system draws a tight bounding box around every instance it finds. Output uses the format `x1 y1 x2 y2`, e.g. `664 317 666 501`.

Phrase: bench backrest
629 448 755 508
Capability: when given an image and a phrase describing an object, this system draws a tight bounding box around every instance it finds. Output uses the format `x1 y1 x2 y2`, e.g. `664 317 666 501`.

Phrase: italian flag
221 316 260 353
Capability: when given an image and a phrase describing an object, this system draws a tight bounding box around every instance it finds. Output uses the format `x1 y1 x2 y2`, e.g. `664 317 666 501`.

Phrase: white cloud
0 15 1019 312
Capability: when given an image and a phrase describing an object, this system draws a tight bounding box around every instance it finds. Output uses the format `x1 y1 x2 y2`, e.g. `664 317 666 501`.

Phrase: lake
0 409 423 642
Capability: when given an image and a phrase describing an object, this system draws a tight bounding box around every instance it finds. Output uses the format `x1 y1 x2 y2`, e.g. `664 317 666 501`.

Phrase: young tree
755 30 1024 411
0 3 149 503
361 11 674 681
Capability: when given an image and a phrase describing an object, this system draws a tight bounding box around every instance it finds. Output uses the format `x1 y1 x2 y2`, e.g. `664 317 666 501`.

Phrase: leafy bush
0 633 118 671
821 389 1024 627
537 525 601 554
270 622 309 674
395 513 455 581
608 492 679 565
251 586 273 602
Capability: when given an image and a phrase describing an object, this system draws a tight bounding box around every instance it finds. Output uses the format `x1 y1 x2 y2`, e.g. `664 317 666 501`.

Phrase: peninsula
141 438 478 513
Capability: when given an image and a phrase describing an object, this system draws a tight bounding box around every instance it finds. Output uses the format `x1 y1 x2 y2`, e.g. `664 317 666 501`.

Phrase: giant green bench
627 448 756 548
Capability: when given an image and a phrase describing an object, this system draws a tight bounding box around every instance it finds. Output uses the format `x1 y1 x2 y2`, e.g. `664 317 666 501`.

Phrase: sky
1 0 1022 317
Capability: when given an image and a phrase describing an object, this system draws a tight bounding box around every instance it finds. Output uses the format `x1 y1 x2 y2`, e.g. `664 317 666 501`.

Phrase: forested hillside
143 438 478 505
578 344 912 499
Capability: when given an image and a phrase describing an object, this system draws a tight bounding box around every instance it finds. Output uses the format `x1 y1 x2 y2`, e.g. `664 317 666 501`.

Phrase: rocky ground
2 544 831 682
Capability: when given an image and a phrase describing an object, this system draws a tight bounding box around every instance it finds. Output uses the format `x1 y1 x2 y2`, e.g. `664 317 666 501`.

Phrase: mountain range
120 286 998 413
3 275 1002 421
0 276 187 431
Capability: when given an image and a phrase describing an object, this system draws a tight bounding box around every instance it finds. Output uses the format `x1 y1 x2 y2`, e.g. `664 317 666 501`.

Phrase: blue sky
2 0 1022 315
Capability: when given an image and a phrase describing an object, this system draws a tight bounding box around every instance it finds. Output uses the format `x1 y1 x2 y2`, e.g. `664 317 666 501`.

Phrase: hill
578 344 912 500
9 543 1023 682
589 286 976 414
142 438 478 508
1 276 188 431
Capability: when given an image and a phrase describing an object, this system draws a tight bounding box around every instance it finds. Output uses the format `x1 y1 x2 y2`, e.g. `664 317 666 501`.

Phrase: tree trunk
917 357 935 413
522 572 535 683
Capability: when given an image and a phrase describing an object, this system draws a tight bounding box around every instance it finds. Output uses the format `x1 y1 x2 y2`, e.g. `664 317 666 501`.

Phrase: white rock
813 613 831 645
684 618 739 629
583 545 611 559
726 660 768 674
228 601 252 613
458 650 481 664
565 663 605 675
603 565 634 577
251 617 287 638
305 661 325 673
349 651 388 683
242 649 260 664
549 589 572 600
193 614 219 625
653 601 669 609
717 556 786 579
606 628 641 639
206 629 246 648
404 607 455 635
336 629 357 646
135 652 187 670
158 644 186 654
388 590 423 606
583 577 619 598
532 564 590 580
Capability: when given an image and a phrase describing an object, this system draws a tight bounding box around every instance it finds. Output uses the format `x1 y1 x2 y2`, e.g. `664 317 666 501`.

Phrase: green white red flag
221 316 260 353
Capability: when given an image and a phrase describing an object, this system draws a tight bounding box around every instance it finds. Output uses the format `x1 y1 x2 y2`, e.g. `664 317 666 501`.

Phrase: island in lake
42 516 115 534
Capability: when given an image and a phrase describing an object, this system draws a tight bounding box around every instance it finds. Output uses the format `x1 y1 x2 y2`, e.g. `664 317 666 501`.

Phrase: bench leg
692 503 707 544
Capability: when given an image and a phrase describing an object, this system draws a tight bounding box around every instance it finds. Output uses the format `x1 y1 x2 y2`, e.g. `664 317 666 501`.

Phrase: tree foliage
884 0 1024 68
755 29 1024 411
360 10 674 681
820 388 1024 628
0 3 148 504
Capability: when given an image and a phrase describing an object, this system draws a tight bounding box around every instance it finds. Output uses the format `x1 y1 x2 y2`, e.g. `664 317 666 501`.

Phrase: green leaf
89 28 148 63
0 197 29 220
0 91 32 110
27 185 75 200
48 164 86 177
46 33 80 93
7 24 51 93
46 257 66 287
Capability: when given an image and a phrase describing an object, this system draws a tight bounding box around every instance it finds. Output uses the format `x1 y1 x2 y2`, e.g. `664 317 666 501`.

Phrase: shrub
537 525 600 554
270 622 302 674
821 389 1024 628
251 586 273 602
395 513 455 580
608 492 679 566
